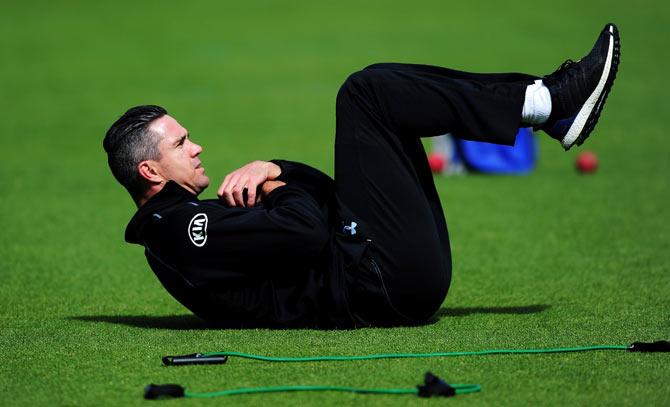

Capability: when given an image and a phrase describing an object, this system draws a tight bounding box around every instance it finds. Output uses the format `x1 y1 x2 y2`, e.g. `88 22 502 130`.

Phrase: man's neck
137 181 201 207
137 182 167 207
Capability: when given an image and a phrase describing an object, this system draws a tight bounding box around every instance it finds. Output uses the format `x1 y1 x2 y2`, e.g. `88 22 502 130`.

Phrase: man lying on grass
103 24 620 328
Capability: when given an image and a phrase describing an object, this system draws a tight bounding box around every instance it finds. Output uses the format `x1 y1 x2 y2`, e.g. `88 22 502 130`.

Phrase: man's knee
336 69 380 108
335 69 390 146
363 63 393 71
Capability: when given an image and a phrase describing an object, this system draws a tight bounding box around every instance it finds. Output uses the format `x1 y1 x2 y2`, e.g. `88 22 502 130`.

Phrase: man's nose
192 142 203 156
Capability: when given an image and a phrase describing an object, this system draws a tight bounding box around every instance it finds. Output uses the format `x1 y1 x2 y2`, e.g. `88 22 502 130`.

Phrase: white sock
521 79 552 126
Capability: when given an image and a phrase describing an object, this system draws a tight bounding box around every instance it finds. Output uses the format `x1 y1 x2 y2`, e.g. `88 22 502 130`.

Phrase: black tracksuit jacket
125 160 365 328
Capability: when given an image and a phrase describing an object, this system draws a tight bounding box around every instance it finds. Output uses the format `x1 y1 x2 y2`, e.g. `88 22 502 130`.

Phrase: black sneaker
542 23 621 150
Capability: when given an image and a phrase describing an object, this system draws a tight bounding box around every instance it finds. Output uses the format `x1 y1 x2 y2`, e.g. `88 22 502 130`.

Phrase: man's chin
175 176 209 196
197 176 210 194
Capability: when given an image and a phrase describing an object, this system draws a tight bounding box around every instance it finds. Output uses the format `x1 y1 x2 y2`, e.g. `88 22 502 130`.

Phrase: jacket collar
125 181 197 244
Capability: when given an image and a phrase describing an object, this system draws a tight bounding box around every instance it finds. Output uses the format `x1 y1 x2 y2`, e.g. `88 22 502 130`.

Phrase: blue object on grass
456 127 536 174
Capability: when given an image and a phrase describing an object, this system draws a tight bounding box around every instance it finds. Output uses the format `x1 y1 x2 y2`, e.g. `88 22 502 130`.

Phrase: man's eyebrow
174 134 188 146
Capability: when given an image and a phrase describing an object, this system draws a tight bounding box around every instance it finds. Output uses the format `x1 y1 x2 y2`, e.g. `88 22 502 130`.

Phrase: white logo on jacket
188 213 208 247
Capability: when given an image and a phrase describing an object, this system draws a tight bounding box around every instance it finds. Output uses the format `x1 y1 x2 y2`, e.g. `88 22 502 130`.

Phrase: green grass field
1 0 669 405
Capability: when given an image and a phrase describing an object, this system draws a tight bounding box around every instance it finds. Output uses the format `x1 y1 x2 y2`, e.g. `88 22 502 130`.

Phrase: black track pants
334 63 539 324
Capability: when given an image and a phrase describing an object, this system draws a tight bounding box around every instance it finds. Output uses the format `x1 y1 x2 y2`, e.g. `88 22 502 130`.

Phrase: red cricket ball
427 152 447 173
576 151 598 173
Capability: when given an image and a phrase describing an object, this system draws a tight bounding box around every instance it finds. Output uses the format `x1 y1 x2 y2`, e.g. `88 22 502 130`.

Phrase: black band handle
417 372 456 397
163 353 228 366
628 340 670 352
144 384 185 399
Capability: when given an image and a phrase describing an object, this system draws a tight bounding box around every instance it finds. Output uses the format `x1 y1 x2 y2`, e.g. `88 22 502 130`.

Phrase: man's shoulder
142 198 252 247
147 199 218 232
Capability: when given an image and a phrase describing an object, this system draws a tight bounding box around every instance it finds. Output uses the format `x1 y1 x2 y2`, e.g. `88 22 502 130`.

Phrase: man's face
149 115 210 194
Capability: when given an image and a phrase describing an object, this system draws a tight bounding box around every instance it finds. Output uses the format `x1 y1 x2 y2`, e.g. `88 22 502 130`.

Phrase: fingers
246 184 257 208
242 174 266 208
217 174 231 197
224 174 247 207
217 176 232 206
219 175 261 208
218 173 239 207
217 161 272 208
231 181 246 207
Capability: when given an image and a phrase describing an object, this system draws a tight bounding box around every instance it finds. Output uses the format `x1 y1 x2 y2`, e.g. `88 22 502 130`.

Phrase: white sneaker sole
561 25 616 149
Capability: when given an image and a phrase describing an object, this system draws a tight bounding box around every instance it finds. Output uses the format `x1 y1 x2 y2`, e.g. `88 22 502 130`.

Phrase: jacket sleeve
149 184 331 284
270 159 334 206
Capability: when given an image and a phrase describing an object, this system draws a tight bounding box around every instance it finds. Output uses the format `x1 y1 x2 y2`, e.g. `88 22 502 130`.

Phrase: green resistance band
162 341 668 365
147 341 668 401
145 372 480 400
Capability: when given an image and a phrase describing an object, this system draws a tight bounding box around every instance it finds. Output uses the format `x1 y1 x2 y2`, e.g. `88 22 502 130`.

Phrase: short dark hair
103 105 167 201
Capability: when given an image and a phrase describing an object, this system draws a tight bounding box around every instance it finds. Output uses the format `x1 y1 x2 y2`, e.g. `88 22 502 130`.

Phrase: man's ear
137 160 164 184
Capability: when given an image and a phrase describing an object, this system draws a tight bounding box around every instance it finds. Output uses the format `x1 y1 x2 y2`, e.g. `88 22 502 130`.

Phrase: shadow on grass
436 304 551 317
68 314 437 330
69 304 550 330
69 314 219 330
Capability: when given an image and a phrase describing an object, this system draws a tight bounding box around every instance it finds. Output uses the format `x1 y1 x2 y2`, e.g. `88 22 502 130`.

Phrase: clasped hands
217 161 286 208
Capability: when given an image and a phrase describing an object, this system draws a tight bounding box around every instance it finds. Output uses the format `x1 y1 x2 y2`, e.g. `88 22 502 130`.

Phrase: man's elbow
274 206 331 252
296 217 330 254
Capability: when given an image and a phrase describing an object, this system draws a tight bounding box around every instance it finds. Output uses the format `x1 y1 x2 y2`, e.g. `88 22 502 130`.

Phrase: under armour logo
343 221 357 236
